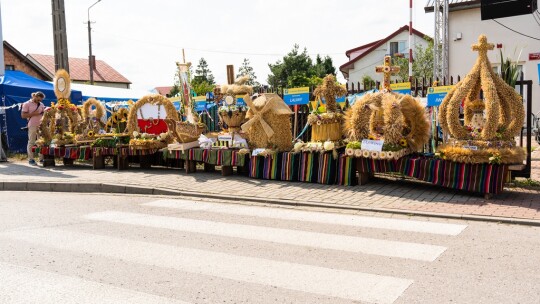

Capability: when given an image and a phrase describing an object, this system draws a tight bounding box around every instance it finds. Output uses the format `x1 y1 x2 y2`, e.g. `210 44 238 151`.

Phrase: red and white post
409 0 413 81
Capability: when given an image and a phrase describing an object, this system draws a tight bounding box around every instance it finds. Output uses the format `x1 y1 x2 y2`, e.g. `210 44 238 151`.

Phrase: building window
389 41 407 56
5 65 14 71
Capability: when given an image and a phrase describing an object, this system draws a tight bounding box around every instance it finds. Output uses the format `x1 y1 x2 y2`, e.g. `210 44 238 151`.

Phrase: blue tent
0 70 83 153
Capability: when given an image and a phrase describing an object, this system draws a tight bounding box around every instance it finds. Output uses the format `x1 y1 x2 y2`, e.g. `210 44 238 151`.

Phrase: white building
339 25 431 91
425 0 540 113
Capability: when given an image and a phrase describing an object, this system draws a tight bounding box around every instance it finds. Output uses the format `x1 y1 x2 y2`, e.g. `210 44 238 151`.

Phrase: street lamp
87 0 102 85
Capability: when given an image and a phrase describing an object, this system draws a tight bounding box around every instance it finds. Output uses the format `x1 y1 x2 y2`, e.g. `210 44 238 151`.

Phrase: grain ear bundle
437 35 525 164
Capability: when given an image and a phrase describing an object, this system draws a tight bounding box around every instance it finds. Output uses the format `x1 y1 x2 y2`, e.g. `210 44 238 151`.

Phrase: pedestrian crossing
0 198 468 304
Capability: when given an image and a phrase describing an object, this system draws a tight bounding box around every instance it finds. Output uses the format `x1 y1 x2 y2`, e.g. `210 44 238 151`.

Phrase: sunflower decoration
437 35 525 164
399 138 408 147
105 108 129 134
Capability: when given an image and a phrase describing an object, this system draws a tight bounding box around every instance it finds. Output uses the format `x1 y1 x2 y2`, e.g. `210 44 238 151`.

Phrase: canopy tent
0 70 83 153
70 83 151 103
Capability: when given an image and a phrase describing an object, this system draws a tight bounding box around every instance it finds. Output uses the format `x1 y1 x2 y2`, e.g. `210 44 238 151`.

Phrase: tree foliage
191 80 214 96
412 38 434 80
389 38 434 82
268 44 337 89
192 58 215 86
236 58 261 88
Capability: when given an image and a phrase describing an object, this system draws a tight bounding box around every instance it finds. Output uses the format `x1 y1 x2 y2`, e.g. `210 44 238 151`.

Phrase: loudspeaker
481 0 538 20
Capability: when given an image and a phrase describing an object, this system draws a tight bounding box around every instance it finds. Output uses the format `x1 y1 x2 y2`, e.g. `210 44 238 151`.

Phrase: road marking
85 211 446 261
143 199 467 236
0 228 413 304
0 262 189 304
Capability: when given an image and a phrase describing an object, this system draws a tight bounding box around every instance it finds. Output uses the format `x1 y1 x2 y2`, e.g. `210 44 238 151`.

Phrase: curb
3 181 540 227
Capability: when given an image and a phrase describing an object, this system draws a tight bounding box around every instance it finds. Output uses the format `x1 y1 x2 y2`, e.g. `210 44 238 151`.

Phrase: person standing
21 91 45 165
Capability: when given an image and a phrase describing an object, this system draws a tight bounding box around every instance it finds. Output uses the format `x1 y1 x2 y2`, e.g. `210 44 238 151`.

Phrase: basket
311 122 342 142
176 123 206 143
219 111 246 132
129 139 167 150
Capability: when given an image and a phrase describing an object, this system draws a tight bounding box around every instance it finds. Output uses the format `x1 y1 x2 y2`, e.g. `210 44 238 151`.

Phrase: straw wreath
53 69 71 100
127 94 179 136
82 98 105 121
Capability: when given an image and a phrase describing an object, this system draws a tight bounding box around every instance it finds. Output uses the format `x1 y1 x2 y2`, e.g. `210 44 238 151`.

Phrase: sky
1 0 434 91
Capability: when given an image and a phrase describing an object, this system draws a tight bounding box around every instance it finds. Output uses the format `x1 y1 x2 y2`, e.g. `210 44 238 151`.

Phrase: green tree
192 58 215 85
268 44 314 88
236 58 261 88
412 38 434 80
311 55 336 78
361 75 374 90
191 80 214 96
391 55 410 82
169 83 180 97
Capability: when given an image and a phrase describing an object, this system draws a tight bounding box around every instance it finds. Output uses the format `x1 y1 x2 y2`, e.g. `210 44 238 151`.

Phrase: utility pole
51 0 69 72
87 0 102 85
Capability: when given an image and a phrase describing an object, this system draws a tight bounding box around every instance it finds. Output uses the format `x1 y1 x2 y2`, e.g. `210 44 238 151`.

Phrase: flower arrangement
217 76 252 132
129 130 169 150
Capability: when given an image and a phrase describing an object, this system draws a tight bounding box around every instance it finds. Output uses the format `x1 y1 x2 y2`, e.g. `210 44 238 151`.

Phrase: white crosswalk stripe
143 199 467 236
85 210 447 261
0 227 413 304
0 262 190 304
0 198 468 304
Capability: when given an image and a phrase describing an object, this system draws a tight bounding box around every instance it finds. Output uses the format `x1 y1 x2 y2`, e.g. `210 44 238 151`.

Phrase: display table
164 148 249 176
354 155 509 195
117 146 160 170
92 147 119 169
249 152 356 186
33 146 92 167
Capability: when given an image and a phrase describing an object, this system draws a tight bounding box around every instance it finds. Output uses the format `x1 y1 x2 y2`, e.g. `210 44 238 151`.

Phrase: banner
390 82 411 95
284 87 309 105
427 85 454 107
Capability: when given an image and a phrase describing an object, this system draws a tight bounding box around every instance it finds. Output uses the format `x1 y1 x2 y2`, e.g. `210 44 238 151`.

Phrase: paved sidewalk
2 153 539 225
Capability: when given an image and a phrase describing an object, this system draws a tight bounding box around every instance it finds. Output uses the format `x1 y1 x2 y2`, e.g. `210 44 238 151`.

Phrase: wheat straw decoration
437 35 525 164
128 94 179 136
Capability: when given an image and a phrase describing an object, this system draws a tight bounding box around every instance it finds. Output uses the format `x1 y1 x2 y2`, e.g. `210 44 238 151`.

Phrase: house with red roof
27 54 131 89
339 25 430 90
3 41 51 81
153 86 174 97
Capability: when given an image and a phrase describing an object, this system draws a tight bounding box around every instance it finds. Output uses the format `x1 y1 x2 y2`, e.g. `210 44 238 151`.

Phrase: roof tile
27 54 131 84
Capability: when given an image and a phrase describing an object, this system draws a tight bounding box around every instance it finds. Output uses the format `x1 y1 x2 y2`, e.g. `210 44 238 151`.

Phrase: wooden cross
375 56 400 91
472 35 494 57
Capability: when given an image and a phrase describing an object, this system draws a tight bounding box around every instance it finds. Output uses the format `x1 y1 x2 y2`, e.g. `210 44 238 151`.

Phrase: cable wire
492 19 540 41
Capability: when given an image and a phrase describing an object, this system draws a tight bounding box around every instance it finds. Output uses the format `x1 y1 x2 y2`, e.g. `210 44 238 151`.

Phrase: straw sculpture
127 94 179 148
344 92 428 157
308 74 348 142
242 93 293 151
437 35 525 164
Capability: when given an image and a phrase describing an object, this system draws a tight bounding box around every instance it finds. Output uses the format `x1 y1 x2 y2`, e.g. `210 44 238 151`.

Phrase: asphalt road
0 191 539 303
